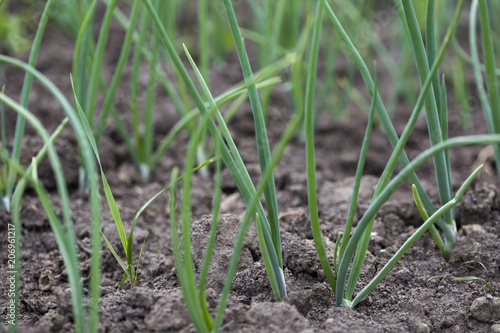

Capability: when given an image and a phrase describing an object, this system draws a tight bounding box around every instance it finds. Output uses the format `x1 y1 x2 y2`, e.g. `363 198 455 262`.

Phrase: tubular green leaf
305 0 337 291
336 134 500 306
222 0 282 268
399 0 455 249
323 0 447 242
350 165 483 308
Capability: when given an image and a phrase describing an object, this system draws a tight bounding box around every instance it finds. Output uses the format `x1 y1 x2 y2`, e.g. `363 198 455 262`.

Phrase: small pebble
492 324 500 333
407 322 430 333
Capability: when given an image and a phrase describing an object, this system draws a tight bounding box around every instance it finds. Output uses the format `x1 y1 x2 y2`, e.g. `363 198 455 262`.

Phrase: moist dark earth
1 11 500 333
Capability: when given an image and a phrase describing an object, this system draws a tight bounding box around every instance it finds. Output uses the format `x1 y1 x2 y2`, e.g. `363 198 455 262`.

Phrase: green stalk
291 13 314 139
222 0 282 267
72 0 97 114
425 0 442 113
72 0 97 191
198 148 222 329
305 0 338 290
182 44 285 300
167 74 222 330
6 0 54 206
179 110 218 331
323 0 457 249
214 70 307 333
169 168 209 333
198 0 209 87
470 0 500 177
260 0 287 114
142 0 286 300
412 184 448 259
0 94 87 333
452 38 500 77
7 117 67 331
1 85 8 211
0 86 4 151
142 7 160 180
95 0 141 144
399 0 455 249
338 73 377 268
478 0 500 177
440 77 453 203
131 8 148 165
85 0 118 125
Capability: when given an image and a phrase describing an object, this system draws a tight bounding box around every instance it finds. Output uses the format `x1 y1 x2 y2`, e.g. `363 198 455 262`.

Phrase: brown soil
1 17 500 333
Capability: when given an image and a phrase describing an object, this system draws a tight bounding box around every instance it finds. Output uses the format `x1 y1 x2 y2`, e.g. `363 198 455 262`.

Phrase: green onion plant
166 40 307 331
0 0 53 212
0 47 104 330
70 0 286 184
141 0 290 301
302 0 500 308
76 81 216 289
4 0 500 331
0 89 102 333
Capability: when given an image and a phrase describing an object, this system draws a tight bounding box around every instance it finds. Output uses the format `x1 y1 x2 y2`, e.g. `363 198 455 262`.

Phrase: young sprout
454 277 495 294
75 77 216 289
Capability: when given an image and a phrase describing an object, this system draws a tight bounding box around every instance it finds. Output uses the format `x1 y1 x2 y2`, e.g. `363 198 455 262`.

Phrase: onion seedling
322 0 462 258
0 91 100 333
168 41 306 332
0 53 108 332
0 0 53 212
305 0 500 307
0 116 67 331
454 276 495 294
142 0 287 300
74 80 216 289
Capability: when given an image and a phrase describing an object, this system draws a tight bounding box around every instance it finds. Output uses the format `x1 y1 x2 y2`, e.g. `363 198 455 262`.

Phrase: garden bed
1 4 500 333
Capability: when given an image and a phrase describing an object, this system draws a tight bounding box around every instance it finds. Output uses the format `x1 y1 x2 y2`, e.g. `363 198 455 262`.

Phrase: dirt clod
470 297 500 322
1 12 500 332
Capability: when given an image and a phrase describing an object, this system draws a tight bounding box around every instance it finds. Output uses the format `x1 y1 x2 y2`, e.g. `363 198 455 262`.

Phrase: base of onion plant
303 0 500 308
322 0 466 261
344 164 483 308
